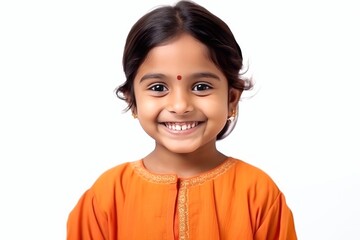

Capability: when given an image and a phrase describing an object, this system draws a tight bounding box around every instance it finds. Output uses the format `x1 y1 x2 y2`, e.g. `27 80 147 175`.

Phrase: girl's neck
142 142 227 178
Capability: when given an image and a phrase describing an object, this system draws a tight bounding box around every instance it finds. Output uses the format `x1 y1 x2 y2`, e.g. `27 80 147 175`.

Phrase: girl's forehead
136 34 222 79
147 34 209 60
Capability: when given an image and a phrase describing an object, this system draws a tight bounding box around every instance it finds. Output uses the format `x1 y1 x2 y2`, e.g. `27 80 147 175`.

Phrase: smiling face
132 34 240 154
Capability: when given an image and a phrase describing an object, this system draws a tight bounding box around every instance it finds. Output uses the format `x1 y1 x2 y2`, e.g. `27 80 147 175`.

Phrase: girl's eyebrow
140 73 165 82
139 72 220 82
191 72 220 81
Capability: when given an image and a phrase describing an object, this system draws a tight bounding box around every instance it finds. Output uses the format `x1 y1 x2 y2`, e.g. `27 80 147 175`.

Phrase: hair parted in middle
115 0 253 139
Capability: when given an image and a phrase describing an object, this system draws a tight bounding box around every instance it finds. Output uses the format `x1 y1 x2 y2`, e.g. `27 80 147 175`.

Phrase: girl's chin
158 137 217 155
157 141 202 154
164 146 199 154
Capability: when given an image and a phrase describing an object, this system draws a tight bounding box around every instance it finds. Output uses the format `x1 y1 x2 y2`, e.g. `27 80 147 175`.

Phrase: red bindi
177 75 182 80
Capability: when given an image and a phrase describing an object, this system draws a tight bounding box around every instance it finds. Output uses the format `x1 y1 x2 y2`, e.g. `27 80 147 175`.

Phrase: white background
0 0 359 239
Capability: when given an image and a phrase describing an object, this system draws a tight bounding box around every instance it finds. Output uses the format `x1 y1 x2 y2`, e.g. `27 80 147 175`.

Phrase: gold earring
228 109 236 122
132 112 138 119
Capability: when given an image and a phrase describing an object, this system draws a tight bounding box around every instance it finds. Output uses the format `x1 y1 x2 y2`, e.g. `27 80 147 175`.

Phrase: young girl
67 1 297 239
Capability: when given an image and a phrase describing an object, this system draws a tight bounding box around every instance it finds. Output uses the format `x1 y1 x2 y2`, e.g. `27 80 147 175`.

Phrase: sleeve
254 193 297 240
67 189 108 240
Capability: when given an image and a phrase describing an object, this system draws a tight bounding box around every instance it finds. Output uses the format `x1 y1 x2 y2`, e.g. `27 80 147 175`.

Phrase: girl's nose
166 90 194 115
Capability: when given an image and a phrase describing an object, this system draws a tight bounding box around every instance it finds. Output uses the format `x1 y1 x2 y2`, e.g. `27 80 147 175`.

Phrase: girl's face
133 34 240 154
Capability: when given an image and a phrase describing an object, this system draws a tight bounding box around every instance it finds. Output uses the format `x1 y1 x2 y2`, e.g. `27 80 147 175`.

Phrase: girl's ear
131 106 137 114
123 91 132 105
228 88 242 115
130 101 137 118
124 91 136 114
131 109 137 119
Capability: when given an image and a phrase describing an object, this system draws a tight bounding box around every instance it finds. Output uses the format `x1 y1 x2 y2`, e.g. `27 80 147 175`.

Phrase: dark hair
115 0 252 139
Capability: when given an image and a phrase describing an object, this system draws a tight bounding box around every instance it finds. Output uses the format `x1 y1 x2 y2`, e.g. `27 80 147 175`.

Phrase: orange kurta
67 158 297 239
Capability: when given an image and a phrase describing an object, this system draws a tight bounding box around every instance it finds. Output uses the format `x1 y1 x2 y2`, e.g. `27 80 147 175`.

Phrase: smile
163 122 199 131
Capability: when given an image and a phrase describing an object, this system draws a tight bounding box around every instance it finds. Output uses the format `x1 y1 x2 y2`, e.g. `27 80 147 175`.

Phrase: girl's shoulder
84 160 140 211
230 157 276 178
228 157 281 194
91 160 139 188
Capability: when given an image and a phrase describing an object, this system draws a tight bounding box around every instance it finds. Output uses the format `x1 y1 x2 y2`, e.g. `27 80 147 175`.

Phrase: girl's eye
149 84 168 92
192 83 211 91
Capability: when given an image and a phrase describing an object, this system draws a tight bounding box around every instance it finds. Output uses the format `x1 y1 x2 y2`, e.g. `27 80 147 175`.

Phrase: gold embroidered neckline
131 157 236 185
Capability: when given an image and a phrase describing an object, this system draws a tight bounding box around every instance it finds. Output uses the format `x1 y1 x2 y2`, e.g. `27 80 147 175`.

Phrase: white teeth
165 122 198 131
